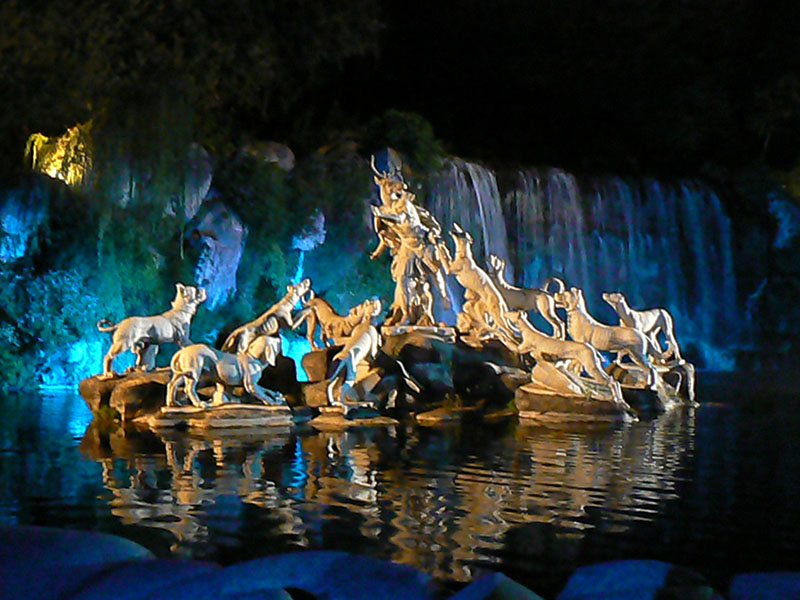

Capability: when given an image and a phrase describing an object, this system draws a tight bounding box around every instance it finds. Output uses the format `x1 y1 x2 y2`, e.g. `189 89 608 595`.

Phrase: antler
370 155 384 177
370 154 404 182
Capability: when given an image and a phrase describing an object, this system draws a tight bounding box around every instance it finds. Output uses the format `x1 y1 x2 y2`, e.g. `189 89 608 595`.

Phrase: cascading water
425 159 740 370
428 158 512 278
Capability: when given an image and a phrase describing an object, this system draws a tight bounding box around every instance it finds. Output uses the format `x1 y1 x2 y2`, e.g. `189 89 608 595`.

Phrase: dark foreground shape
0 525 554 600
11 525 800 599
729 572 800 600
556 560 724 600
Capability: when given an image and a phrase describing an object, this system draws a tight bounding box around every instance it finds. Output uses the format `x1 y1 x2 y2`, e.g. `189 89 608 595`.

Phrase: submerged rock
556 560 723 600
450 572 545 600
729 572 800 600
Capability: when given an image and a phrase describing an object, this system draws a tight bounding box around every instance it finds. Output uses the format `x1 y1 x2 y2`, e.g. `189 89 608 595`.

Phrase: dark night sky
330 0 800 176
2 0 799 180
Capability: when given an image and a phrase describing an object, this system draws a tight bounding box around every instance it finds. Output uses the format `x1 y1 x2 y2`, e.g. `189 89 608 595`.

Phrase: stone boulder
556 560 723 600
0 525 156 600
107 369 172 421
301 346 341 382
79 374 121 414
516 383 633 423
450 572 545 600
215 550 435 600
729 572 800 600
190 201 247 309
239 141 296 171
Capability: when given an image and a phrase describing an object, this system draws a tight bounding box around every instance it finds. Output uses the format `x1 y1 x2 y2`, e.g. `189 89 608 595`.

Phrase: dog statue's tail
541 276 566 295
96 319 117 333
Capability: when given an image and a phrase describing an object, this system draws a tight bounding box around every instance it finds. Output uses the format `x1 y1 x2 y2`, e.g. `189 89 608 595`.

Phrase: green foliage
304 228 394 313
0 0 381 181
0 108 453 387
364 110 446 176
0 322 33 390
21 269 100 346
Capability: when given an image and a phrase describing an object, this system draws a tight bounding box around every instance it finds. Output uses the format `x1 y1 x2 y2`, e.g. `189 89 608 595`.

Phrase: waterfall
428 158 512 279
425 158 740 369
508 169 738 367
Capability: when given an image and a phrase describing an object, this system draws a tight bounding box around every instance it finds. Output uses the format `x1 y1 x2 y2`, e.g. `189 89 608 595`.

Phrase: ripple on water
4 390 800 595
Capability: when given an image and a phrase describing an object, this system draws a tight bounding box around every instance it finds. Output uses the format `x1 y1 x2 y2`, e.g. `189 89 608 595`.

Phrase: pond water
1 374 800 597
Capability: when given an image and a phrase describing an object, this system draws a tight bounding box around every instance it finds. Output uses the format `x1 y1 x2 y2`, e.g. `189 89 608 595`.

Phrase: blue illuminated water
2 378 799 597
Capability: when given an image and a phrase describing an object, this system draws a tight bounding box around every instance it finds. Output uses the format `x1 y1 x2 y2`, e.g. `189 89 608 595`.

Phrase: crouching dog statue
166 320 285 408
97 283 207 379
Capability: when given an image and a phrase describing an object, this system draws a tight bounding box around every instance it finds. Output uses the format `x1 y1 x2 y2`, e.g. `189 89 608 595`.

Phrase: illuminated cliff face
26 123 93 189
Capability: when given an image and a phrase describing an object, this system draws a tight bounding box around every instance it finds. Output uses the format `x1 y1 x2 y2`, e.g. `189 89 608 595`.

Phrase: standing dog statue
292 295 382 350
445 223 518 348
97 283 207 379
486 254 566 339
602 291 682 363
555 286 664 387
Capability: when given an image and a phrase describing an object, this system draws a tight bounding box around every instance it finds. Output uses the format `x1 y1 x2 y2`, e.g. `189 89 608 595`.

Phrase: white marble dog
97 283 207 379
486 254 566 339
445 223 517 347
602 291 682 362
554 286 664 386
506 310 616 388
221 278 311 354
166 323 284 408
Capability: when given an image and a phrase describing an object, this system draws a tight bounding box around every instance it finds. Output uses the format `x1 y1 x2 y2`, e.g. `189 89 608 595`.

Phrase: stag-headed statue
369 155 451 326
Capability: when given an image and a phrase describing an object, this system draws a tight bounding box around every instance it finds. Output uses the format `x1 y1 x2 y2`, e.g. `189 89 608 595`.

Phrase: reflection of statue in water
369 158 451 326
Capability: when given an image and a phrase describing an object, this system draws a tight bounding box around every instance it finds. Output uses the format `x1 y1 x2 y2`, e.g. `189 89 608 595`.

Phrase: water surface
1 377 799 597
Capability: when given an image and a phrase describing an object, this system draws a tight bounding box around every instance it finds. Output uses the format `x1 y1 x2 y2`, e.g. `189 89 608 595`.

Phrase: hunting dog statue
486 254 566 339
166 326 284 408
445 223 517 348
221 278 312 354
97 283 207 379
507 310 618 390
292 295 382 350
602 291 682 362
554 286 664 387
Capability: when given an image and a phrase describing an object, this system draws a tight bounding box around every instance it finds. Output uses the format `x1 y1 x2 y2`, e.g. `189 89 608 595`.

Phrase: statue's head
555 287 585 311
172 283 207 311
450 222 473 248
602 291 625 306
287 277 312 298
371 155 413 207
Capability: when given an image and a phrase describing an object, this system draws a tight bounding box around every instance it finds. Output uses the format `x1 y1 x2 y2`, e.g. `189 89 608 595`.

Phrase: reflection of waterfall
426 160 738 368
